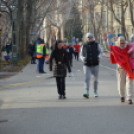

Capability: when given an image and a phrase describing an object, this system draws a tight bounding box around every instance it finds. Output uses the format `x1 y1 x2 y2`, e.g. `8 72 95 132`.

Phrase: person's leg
77 52 79 61
41 57 44 72
74 52 76 59
76 52 78 61
91 66 99 91
91 66 99 97
61 77 66 97
39 57 44 73
69 58 72 66
31 55 35 64
70 58 72 66
36 59 39 73
83 65 91 97
69 58 71 66
56 77 62 97
31 57 33 64
33 57 36 64
38 58 41 72
126 74 133 103
117 68 126 101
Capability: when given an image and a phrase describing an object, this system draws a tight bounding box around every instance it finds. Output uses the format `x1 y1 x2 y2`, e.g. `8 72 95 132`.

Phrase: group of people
49 33 103 100
49 32 134 105
62 42 81 66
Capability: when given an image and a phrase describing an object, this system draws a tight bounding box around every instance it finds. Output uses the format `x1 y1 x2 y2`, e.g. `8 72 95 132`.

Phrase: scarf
109 45 134 79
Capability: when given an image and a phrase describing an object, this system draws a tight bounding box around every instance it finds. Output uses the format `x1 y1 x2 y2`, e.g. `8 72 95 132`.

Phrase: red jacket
63 45 68 49
109 45 134 79
74 44 81 52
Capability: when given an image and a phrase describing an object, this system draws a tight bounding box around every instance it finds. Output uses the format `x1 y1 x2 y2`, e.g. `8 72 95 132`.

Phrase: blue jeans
39 57 45 73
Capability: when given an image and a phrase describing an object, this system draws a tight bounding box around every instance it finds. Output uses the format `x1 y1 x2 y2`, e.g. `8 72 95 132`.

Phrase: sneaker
127 99 133 104
120 97 125 102
94 91 98 97
36 70 39 73
83 93 89 98
63 96 66 99
58 95 62 99
39 71 46 74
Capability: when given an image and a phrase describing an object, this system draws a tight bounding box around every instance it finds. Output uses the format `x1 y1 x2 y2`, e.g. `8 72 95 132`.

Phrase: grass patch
1 55 31 72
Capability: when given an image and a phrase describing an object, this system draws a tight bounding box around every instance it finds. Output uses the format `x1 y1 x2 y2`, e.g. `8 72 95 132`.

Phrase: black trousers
74 52 79 61
56 77 65 96
69 58 73 66
31 57 36 64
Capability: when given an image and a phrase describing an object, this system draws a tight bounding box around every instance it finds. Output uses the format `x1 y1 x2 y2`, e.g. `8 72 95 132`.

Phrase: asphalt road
0 57 134 134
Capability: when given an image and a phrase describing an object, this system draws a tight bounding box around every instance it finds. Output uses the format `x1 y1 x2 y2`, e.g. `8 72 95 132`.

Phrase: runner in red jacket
74 43 81 61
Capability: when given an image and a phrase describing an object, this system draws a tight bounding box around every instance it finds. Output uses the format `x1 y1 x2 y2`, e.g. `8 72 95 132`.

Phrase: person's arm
49 50 54 71
98 44 103 59
104 40 112 52
65 51 71 73
80 45 86 62
102 33 112 52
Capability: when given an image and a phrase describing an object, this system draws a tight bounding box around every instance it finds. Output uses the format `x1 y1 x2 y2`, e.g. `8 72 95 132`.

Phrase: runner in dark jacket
67 44 74 67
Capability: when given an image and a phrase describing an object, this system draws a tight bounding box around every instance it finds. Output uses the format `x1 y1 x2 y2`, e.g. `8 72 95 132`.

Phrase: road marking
100 64 116 71
0 81 38 90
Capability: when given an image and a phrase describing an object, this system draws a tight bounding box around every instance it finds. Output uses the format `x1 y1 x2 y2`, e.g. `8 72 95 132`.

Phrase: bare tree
82 0 103 42
127 0 134 28
108 0 128 39
46 0 74 39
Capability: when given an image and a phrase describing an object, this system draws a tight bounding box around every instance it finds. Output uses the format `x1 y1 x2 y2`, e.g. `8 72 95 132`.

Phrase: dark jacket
28 44 36 57
82 41 99 66
28 45 33 56
68 46 74 59
49 47 71 77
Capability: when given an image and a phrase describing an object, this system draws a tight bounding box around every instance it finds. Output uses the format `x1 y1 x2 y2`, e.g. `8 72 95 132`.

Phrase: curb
0 72 18 76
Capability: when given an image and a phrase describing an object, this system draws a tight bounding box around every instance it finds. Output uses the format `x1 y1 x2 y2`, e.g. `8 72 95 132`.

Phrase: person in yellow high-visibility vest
45 46 49 59
36 39 46 73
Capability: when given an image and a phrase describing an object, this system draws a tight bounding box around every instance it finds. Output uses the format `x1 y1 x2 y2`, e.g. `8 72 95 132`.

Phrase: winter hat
86 33 93 38
130 34 134 43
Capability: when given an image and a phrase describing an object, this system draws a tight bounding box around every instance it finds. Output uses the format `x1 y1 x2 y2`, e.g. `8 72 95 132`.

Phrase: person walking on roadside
74 42 81 61
80 33 103 98
28 42 36 64
49 40 71 99
67 44 74 67
103 33 134 104
35 38 41 73
36 39 46 73
6 41 11 55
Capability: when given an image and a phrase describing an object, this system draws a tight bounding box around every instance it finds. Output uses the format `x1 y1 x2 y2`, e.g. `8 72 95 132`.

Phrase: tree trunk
18 0 25 60
127 0 134 28
121 1 127 40
57 28 61 40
